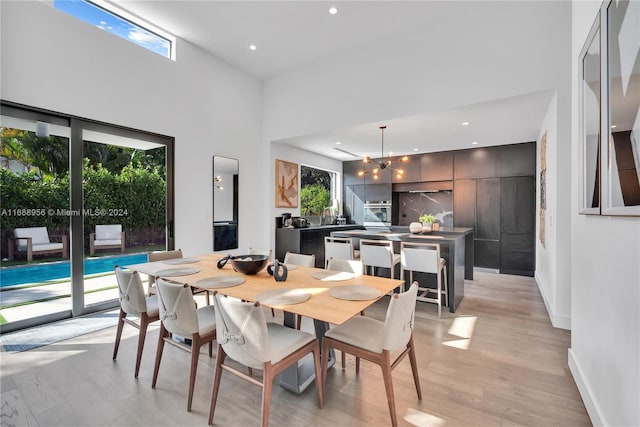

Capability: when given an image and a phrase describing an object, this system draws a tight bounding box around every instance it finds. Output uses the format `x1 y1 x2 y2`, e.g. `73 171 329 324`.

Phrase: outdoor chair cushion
13 227 61 252
95 224 122 242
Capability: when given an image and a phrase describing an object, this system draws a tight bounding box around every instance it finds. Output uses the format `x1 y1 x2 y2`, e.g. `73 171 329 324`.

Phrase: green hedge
1 163 166 253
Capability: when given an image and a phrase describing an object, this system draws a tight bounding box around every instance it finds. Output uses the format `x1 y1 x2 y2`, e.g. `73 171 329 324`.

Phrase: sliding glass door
0 103 174 332
80 124 169 310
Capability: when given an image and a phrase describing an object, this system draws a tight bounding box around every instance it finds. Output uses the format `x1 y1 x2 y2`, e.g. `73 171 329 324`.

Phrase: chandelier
358 125 408 180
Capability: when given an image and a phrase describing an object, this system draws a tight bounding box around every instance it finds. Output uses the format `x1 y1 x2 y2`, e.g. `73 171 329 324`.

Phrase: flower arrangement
419 214 436 224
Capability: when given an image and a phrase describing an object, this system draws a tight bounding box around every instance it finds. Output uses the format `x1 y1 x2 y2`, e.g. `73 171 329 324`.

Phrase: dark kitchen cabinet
476 178 501 240
275 225 365 268
343 161 365 186
454 147 499 179
392 155 421 183
421 152 454 182
345 185 365 224
453 179 476 229
500 176 535 275
364 183 392 202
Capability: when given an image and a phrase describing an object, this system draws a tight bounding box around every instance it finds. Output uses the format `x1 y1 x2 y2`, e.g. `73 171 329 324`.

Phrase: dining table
125 253 403 393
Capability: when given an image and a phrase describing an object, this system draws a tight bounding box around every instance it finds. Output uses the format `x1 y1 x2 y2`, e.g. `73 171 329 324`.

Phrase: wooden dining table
125 253 403 393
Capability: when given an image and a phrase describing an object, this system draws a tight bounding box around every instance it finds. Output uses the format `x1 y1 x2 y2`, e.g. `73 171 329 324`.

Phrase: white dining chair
283 251 315 267
152 278 217 412
320 282 421 427
326 257 364 276
359 239 401 280
324 236 357 268
209 292 323 427
147 249 183 296
113 266 160 378
283 252 316 330
400 241 448 317
248 247 272 259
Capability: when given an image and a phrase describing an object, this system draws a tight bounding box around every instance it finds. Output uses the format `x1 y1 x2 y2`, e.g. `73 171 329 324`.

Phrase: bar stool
400 241 448 317
324 236 357 268
359 239 401 280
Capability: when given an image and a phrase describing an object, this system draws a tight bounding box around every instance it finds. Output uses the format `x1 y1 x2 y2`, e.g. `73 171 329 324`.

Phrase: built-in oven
363 201 392 227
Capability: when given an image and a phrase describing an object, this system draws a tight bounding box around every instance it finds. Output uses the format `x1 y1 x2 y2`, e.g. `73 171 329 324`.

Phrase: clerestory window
54 0 175 60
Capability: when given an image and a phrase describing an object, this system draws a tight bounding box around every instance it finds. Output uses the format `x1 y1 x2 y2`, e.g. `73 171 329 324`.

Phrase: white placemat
195 276 245 289
155 267 201 277
255 288 311 306
162 258 201 265
328 285 381 301
311 270 356 281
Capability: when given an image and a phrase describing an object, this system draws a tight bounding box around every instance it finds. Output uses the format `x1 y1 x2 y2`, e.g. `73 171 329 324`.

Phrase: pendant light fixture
358 125 408 180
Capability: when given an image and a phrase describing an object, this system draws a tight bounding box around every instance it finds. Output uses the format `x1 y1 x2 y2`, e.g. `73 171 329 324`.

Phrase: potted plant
419 214 436 233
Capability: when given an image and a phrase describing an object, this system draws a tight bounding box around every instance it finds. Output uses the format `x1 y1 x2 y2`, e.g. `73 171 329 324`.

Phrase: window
300 165 338 225
54 0 175 60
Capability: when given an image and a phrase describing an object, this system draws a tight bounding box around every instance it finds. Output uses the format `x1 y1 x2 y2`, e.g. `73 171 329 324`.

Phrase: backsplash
397 191 453 226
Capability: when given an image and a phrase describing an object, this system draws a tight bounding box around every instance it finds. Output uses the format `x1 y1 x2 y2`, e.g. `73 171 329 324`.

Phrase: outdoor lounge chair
90 224 125 255
8 226 68 262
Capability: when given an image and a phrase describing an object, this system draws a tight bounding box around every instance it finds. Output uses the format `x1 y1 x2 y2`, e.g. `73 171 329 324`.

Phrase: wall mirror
213 156 239 251
579 13 602 214
601 0 640 216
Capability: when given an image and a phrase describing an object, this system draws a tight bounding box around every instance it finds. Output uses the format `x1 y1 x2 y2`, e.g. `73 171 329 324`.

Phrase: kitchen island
331 227 471 312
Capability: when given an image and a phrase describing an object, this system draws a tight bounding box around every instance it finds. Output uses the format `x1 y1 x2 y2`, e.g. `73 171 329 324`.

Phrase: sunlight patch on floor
404 407 447 426
443 315 477 350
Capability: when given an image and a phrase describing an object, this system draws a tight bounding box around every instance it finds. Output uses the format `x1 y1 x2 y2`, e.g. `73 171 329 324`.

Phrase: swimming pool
0 253 148 288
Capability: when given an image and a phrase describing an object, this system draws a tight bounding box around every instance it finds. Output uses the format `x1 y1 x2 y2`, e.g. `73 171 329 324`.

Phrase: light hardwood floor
0 272 590 426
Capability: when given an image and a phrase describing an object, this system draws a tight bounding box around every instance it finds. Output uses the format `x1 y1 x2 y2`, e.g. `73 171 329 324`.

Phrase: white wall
0 1 264 256
570 2 640 426
266 142 343 251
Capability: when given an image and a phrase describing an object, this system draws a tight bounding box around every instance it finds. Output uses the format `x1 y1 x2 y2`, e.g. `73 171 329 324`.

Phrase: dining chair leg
437 272 442 318
341 352 346 369
312 342 324 409
187 335 201 411
112 308 126 360
443 264 449 307
151 324 168 388
407 336 422 400
380 350 398 427
134 314 150 378
261 364 273 427
355 356 360 374
208 344 226 426
320 338 330 394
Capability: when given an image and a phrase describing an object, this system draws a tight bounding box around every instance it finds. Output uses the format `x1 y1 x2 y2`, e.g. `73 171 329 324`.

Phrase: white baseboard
534 273 571 330
568 349 605 426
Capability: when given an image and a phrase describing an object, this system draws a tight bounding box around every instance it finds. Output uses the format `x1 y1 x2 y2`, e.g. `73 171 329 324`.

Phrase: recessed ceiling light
471 141 478 145
413 148 419 152
329 7 338 14
335 141 342 145
462 121 470 126
611 125 617 128
249 44 257 51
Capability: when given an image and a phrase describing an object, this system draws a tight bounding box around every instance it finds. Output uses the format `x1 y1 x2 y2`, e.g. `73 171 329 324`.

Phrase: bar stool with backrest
400 241 448 317
323 236 357 269
113 266 160 378
321 282 421 427
358 239 401 280
152 278 217 412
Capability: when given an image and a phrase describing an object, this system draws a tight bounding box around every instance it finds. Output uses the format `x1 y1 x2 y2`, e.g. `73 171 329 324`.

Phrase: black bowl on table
217 254 269 275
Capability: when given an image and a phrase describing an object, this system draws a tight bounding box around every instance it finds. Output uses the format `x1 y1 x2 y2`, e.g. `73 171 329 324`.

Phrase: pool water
0 253 148 288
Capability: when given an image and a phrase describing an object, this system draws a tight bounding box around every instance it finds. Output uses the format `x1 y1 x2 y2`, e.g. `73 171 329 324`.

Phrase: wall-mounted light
35 121 50 138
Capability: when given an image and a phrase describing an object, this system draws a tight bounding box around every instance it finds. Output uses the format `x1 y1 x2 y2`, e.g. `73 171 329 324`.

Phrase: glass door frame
1 101 175 332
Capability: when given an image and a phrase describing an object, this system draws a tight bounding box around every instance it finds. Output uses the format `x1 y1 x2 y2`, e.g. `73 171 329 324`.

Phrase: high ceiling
114 1 557 159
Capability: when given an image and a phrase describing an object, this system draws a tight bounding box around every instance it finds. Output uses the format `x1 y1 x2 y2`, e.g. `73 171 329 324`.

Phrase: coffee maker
281 212 293 228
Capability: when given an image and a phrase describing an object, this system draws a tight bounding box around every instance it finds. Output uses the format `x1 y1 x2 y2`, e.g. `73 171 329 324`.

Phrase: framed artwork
275 159 298 208
600 0 640 216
